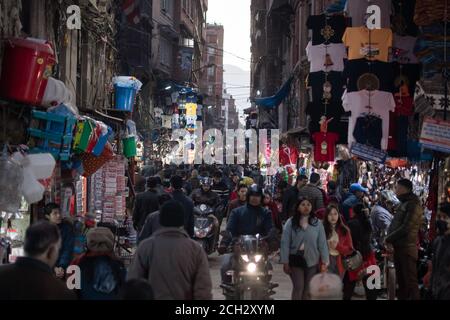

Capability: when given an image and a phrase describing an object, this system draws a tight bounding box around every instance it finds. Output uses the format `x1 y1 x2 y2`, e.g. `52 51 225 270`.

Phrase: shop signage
350 142 387 164
420 117 450 154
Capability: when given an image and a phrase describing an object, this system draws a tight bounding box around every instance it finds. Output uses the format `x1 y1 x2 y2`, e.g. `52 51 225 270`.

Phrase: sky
207 0 251 111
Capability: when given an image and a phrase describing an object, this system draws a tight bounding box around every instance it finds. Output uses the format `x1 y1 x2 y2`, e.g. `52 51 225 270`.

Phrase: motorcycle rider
191 177 220 208
218 185 276 284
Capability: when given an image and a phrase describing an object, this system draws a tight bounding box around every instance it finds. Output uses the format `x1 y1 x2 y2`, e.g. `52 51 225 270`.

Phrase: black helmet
200 177 213 186
246 184 263 201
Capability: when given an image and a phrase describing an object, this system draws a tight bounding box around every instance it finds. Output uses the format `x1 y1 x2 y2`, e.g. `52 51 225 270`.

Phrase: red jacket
265 201 282 231
333 228 354 277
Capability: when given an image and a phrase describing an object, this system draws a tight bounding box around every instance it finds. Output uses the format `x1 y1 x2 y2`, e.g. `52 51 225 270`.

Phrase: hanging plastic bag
0 146 23 213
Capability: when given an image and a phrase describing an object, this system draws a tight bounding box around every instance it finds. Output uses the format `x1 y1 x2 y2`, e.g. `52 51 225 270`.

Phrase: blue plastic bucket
114 84 136 112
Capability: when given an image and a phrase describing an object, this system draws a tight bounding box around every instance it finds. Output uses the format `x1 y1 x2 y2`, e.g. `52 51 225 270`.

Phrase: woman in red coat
323 205 354 279
263 191 282 231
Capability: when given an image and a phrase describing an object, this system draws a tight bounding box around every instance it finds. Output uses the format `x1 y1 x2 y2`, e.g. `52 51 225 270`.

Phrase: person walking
0 221 76 300
341 183 367 222
385 179 424 300
345 204 378 300
263 190 282 232
138 194 173 243
132 177 161 232
428 203 450 300
298 173 326 214
280 197 329 300
171 175 195 238
128 200 213 300
227 184 248 216
71 227 126 300
323 205 354 278
281 174 308 222
44 203 74 279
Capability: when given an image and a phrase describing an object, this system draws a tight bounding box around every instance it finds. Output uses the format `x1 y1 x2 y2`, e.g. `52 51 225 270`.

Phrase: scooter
193 204 219 255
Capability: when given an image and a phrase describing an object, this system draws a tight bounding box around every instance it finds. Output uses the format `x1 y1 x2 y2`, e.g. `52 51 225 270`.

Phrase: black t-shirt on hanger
306 14 347 45
306 101 346 139
308 71 346 103
343 59 395 93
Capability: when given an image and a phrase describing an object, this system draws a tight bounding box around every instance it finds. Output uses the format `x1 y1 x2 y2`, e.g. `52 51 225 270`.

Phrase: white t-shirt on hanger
306 41 347 73
342 89 396 150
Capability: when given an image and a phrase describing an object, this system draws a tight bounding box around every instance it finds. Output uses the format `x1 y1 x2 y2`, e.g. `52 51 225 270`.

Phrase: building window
208 85 213 95
160 38 173 67
161 0 172 16
207 66 215 77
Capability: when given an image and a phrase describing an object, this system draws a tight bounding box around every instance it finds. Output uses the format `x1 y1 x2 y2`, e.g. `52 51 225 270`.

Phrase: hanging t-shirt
343 59 395 93
353 115 383 149
279 145 299 167
392 62 422 97
394 95 414 116
306 41 347 72
308 71 346 103
342 26 393 62
312 132 339 162
306 101 346 142
306 14 347 45
390 35 419 64
342 89 396 150
345 0 392 28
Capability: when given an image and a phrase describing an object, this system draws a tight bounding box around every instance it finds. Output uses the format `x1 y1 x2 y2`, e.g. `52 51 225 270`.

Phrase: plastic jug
22 166 45 204
22 153 56 180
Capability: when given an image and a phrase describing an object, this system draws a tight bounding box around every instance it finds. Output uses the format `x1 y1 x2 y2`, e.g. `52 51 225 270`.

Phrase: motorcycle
193 204 219 255
220 234 278 300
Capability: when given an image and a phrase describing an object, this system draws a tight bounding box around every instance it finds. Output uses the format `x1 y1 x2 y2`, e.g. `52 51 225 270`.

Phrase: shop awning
254 76 293 109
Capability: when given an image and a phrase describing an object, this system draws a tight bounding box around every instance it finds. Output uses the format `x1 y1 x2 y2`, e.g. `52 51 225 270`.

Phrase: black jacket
0 257 76 300
347 217 372 257
430 235 450 300
172 189 195 237
281 186 299 221
133 190 160 231
191 188 219 207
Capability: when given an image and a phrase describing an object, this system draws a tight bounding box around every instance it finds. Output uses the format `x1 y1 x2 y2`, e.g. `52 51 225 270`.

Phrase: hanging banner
350 142 387 164
420 117 450 154
179 46 194 82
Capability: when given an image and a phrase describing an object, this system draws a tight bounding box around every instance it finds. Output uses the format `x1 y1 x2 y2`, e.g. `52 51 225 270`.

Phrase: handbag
343 250 363 271
289 251 307 268
288 225 307 268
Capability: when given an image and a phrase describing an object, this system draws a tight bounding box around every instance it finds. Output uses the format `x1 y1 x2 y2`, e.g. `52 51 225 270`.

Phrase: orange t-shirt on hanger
342 26 393 62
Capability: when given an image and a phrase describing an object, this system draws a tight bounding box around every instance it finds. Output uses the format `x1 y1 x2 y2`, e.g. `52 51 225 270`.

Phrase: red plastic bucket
0 38 56 105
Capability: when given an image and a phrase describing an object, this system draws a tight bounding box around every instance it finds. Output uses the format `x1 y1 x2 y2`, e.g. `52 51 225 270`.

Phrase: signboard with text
420 117 450 154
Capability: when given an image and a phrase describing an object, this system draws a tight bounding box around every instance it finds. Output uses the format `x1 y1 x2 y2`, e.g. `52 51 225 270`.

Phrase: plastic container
114 84 137 112
122 137 137 158
0 38 56 105
22 166 45 204
22 153 56 180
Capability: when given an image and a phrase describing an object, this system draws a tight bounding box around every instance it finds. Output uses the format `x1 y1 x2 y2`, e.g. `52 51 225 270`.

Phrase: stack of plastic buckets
112 76 143 112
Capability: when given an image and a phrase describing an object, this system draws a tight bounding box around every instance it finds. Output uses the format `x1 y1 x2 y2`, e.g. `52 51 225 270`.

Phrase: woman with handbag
323 205 354 279
344 203 378 300
280 197 329 300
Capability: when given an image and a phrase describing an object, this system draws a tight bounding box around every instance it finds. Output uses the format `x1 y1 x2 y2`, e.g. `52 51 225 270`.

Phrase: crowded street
1 0 450 307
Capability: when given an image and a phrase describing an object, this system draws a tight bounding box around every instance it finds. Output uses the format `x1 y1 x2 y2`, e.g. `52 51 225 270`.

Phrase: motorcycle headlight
247 263 257 273
254 255 262 263
241 255 249 262
194 225 212 238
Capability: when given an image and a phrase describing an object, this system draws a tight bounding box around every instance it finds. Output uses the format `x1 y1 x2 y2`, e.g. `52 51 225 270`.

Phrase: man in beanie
386 178 424 300
72 227 126 300
128 200 212 300
298 172 325 213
